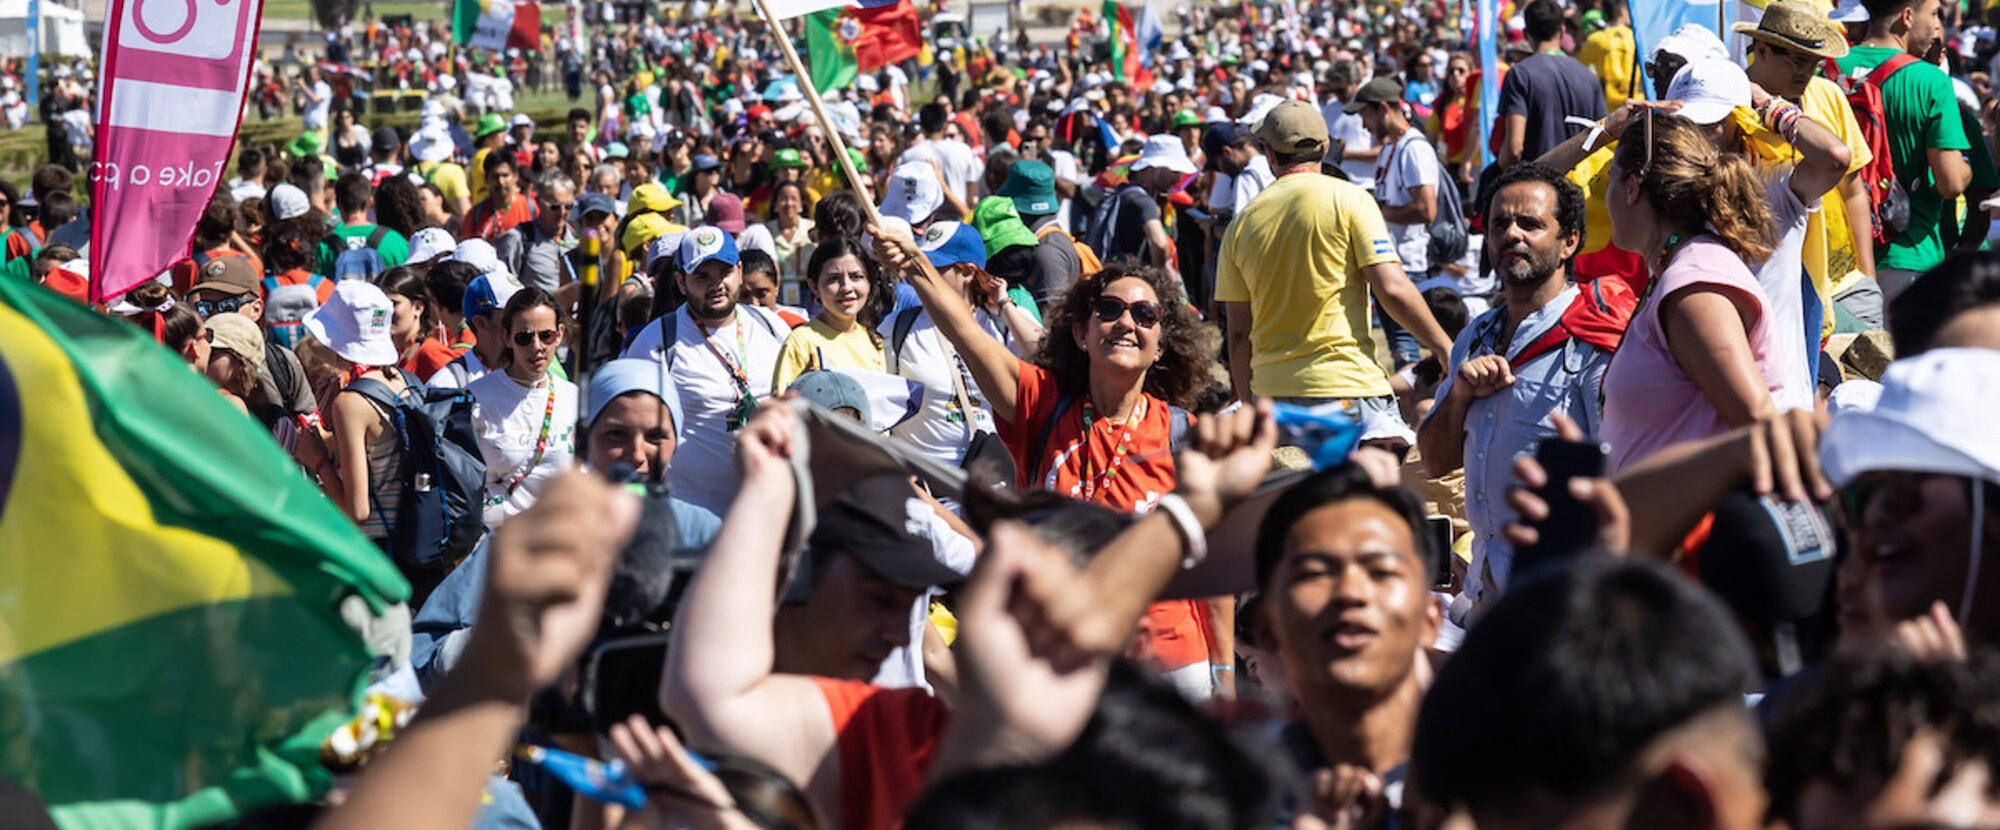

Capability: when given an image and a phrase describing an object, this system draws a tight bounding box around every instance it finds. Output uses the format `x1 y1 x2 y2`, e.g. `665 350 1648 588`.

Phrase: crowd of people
10 0 2000 827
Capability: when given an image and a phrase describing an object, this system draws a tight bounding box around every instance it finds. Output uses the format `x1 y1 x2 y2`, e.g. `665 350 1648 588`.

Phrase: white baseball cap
1666 58 1752 125
408 227 456 263
267 183 311 221
450 238 512 280
1131 134 1198 175
880 162 945 224
1653 23 1731 65
1822 349 2000 487
304 280 400 367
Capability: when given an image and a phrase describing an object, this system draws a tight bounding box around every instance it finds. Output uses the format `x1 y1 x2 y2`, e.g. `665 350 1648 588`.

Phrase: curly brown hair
1033 263 1214 409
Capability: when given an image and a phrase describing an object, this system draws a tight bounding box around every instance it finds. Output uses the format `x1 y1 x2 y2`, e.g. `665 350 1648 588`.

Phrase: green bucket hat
474 113 509 140
994 160 1059 216
286 131 324 157
972 197 1040 259
769 147 809 171
1171 109 1204 129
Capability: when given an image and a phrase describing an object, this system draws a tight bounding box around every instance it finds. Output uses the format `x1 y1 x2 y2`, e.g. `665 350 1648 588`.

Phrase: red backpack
1510 276 1640 369
1833 53 1920 247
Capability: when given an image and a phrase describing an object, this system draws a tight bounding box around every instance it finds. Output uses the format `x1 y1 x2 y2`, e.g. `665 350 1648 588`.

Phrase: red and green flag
0 278 409 828
1104 0 1156 89
454 0 540 51
803 0 922 94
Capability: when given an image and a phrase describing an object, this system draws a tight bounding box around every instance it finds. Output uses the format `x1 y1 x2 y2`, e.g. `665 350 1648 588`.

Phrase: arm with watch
935 400 1279 775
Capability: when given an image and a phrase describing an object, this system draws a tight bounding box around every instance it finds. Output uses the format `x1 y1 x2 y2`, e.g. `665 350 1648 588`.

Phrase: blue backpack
349 369 487 570
326 226 390 281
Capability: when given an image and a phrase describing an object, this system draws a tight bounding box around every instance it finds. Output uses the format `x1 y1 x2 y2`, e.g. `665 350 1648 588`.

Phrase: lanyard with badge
699 309 759 430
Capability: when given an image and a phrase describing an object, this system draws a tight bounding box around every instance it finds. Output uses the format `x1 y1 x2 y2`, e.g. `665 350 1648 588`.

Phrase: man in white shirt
622 226 790 514
1353 78 1439 279
296 65 333 134
1319 59 1379 190
900 102 983 217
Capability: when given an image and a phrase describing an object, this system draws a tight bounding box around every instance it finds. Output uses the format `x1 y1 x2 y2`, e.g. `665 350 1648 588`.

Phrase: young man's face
1265 498 1440 704
1907 0 1947 59
569 117 591 144
787 553 924 679
677 259 742 322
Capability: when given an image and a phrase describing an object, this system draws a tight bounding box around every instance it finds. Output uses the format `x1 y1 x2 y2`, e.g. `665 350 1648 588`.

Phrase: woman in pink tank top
1598 112 1791 473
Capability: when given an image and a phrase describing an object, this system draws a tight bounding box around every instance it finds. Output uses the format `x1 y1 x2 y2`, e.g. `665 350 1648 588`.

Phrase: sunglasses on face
512 328 561 347
1092 296 1162 328
193 295 251 317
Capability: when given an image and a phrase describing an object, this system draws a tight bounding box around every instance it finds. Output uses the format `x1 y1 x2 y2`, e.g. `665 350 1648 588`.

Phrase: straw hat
1731 1 1849 59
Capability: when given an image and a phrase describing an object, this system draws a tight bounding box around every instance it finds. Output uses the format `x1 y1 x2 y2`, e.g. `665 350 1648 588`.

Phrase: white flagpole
752 0 884 227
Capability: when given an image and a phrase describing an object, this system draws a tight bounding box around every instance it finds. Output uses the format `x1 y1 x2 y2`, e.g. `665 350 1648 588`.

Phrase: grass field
260 0 454 25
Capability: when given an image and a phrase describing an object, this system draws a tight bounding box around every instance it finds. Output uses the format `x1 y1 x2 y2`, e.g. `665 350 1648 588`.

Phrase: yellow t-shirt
468 147 494 205
1570 144 1619 257
1577 26 1639 110
1799 76 1874 336
772 318 886 393
1215 173 1401 399
415 161 471 206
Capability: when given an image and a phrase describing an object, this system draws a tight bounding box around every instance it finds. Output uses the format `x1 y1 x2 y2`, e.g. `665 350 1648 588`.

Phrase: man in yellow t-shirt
1217 101 1453 411
1577 0 1640 109
467 113 510 206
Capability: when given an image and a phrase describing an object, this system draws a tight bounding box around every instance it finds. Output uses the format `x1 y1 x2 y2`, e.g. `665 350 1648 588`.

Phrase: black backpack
349 369 487 570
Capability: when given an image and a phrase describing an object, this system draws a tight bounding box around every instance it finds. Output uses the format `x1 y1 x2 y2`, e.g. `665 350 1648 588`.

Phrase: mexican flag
1104 0 1157 88
454 0 541 51
802 0 922 93
0 277 409 828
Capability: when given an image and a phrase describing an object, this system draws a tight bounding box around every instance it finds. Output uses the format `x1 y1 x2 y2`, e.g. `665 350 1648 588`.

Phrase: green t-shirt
1835 46 1972 271
317 223 411 277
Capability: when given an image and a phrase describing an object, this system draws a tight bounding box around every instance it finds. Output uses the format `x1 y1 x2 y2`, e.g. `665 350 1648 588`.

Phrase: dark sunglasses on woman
1092 297 1162 328
512 329 561 347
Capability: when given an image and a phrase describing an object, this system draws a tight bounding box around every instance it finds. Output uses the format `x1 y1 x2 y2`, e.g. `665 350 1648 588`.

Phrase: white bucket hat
1131 134 1198 175
305 280 400 367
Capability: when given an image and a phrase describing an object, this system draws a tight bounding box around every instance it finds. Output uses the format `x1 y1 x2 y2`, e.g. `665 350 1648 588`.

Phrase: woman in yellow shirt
772 236 889 391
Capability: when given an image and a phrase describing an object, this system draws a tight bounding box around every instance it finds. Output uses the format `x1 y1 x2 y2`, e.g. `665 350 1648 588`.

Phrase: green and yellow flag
0 278 409 828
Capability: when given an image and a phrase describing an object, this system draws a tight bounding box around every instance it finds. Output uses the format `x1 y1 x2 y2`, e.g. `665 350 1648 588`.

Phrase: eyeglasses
193 295 251 318
1092 297 1162 328
201 329 215 343
1761 43 1822 74
512 329 561 347
544 200 575 212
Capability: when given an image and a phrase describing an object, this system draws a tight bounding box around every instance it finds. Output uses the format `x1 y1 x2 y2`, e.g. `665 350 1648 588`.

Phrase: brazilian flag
0 277 409 828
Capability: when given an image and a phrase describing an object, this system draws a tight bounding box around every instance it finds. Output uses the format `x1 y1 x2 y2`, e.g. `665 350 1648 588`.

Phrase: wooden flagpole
752 0 885 228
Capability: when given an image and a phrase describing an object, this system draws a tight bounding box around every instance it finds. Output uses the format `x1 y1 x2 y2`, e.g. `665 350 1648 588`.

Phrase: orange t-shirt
811 678 949 830
463 196 538 242
401 336 467 380
997 360 1212 672
4 220 45 262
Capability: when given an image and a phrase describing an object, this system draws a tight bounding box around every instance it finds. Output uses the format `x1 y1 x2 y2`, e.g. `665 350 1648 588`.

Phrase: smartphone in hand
1514 438 1608 579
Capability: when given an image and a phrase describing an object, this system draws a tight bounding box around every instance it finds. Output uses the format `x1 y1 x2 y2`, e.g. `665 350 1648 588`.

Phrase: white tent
0 0 93 60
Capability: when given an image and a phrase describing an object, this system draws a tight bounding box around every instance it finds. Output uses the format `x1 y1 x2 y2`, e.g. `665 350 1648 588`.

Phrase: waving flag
803 0 921 93
763 0 903 18
1103 0 1155 88
0 278 409 829
453 0 540 51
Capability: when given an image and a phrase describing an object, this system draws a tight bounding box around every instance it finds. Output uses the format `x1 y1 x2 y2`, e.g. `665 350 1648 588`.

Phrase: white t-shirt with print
1376 128 1440 274
882 307 1019 467
468 372 580 530
901 138 983 207
624 304 790 514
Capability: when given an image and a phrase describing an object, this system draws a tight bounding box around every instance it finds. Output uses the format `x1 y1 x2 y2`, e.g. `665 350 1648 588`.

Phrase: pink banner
89 0 265 303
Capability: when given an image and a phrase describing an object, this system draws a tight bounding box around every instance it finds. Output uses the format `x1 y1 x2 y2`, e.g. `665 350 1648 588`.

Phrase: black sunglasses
1092 297 1162 328
193 295 251 318
512 328 561 347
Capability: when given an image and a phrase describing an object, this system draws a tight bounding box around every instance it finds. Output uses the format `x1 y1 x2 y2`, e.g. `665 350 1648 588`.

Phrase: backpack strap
323 231 344 253
347 376 399 409
889 306 923 369
1029 391 1080 484
1868 53 1921 87
365 225 390 249
191 249 212 269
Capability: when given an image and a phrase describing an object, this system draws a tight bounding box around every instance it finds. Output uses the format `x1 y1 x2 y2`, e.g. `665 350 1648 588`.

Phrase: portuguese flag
1104 0 1156 88
803 0 922 94
0 278 409 828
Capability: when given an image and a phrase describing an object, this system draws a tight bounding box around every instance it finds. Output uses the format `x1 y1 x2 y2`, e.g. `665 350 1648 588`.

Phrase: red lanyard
501 380 558 497
696 310 752 395
1076 397 1145 502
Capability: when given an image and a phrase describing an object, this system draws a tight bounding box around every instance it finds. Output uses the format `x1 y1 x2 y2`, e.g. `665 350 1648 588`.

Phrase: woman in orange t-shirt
379 267 464 380
872 227 1237 701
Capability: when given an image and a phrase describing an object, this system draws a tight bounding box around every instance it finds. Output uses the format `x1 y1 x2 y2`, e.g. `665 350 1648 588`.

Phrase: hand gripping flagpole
752 0 885 229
